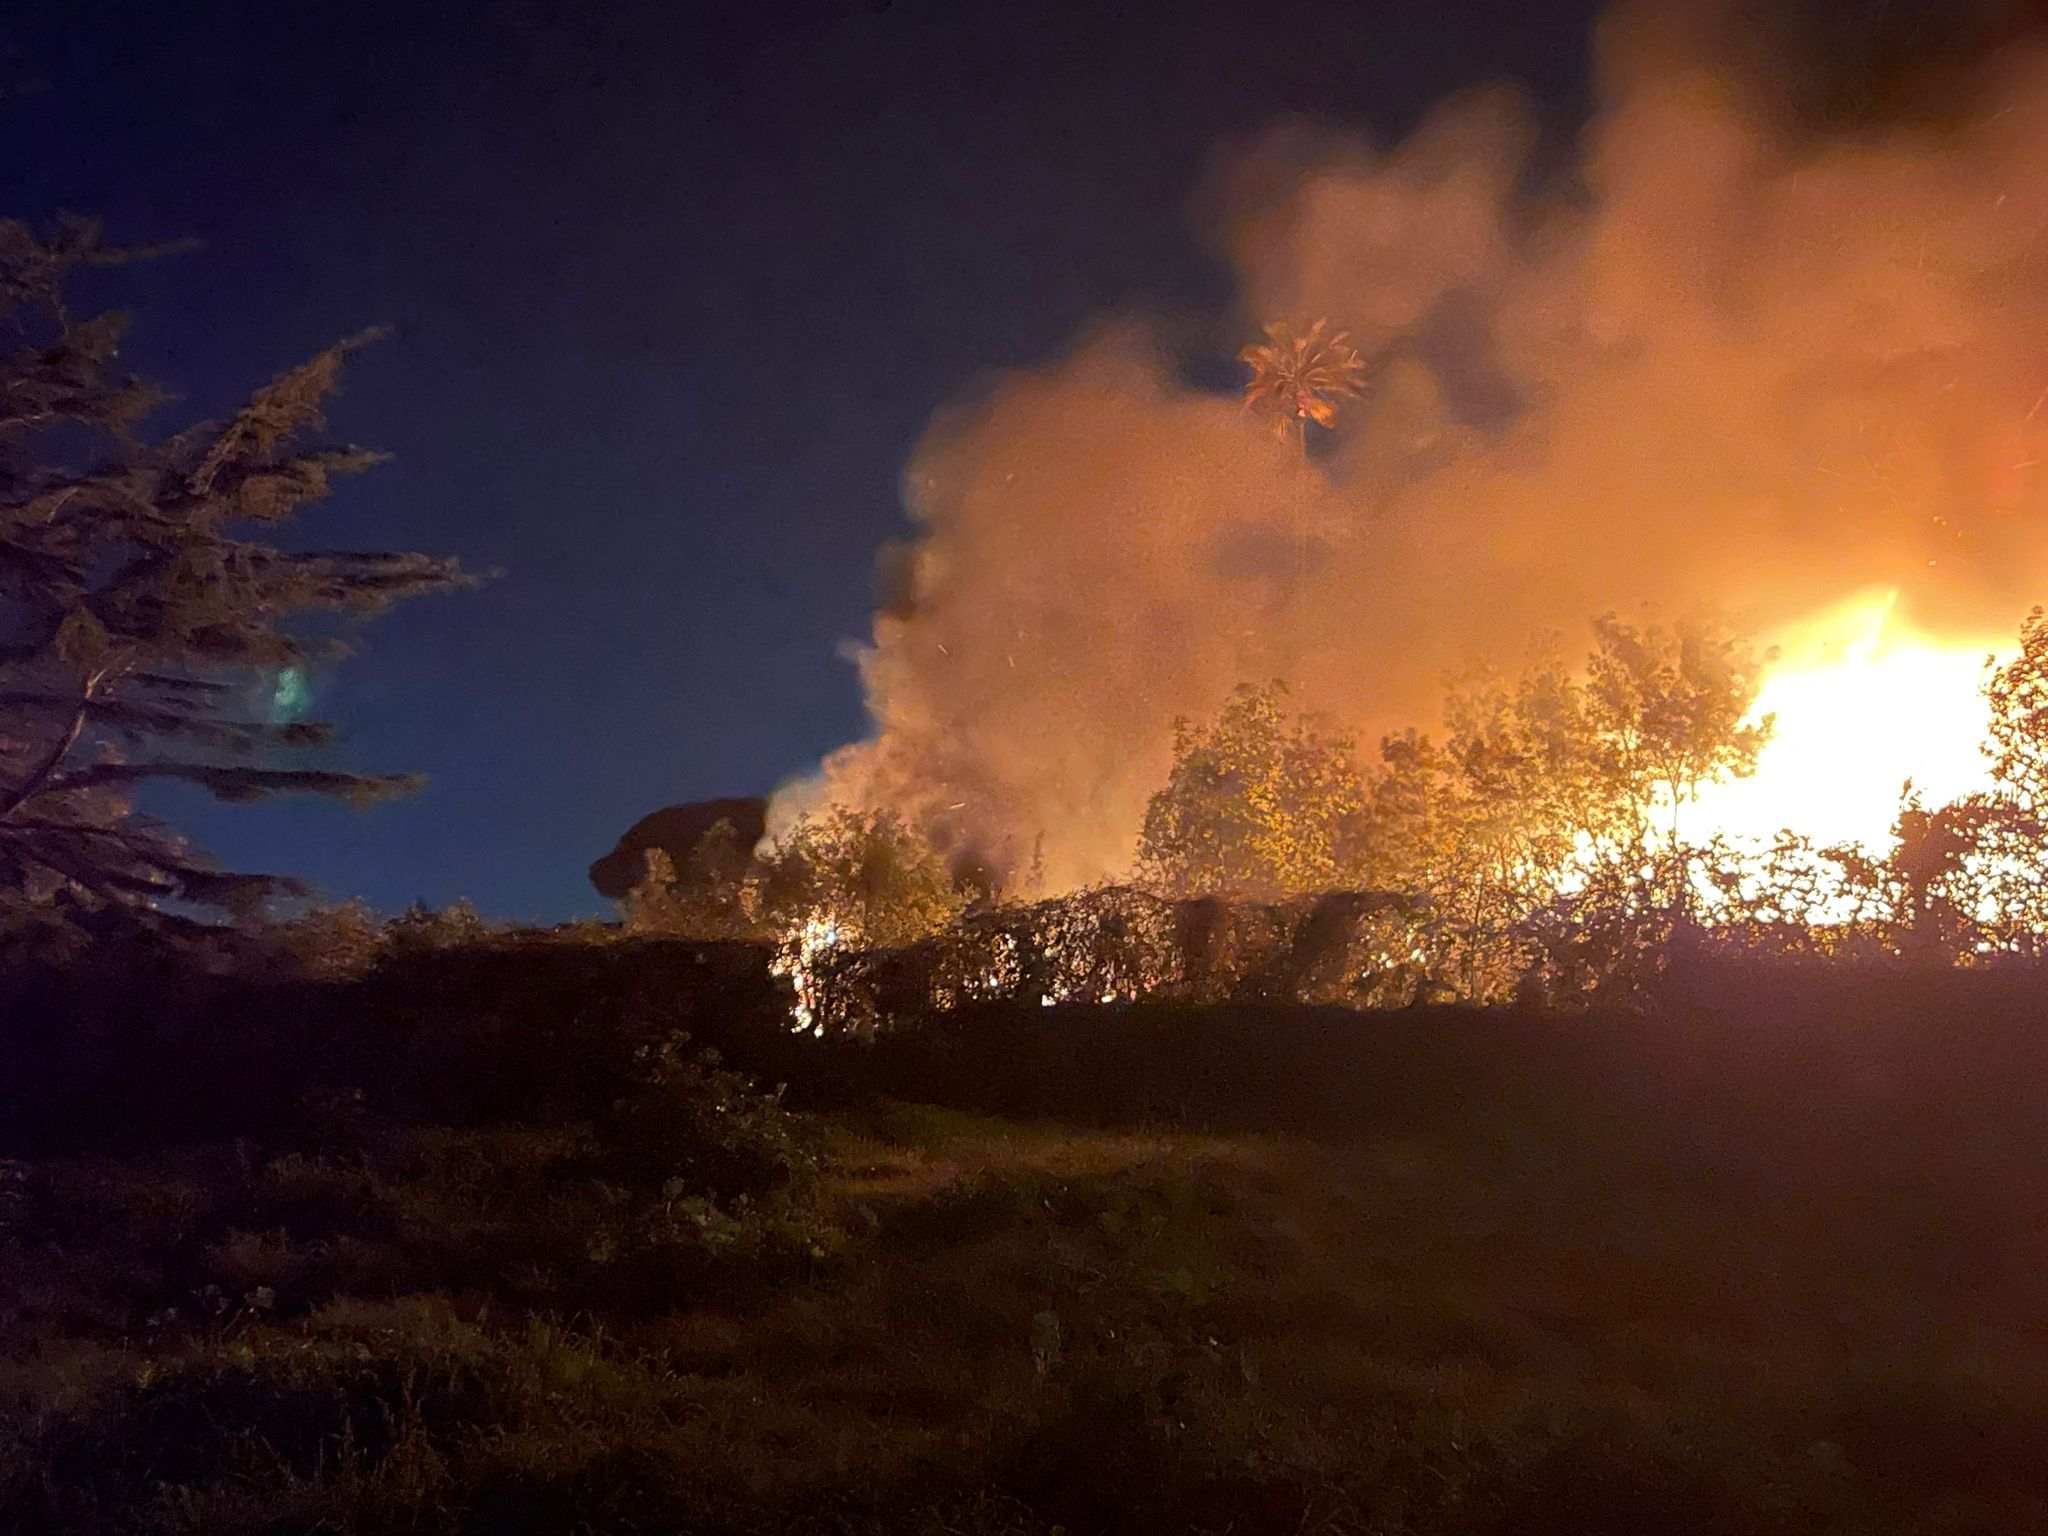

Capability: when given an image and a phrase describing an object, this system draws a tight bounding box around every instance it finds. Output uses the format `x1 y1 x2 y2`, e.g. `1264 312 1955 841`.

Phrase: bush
385 900 494 955
599 1031 816 1200
269 901 388 982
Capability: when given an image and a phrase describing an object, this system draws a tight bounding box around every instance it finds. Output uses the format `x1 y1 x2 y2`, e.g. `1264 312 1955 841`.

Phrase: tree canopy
0 218 470 922
1137 618 1774 920
1136 681 1367 900
625 804 965 952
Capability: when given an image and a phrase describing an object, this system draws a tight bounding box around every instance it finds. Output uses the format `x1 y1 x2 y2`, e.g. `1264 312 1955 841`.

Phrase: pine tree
0 217 471 923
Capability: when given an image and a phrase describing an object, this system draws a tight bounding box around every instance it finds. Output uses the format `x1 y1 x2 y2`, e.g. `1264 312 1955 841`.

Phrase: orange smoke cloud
791 0 2048 890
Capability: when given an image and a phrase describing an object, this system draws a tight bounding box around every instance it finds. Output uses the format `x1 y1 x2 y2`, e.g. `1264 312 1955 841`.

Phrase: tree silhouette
0 218 470 922
623 818 761 941
1239 318 1367 445
1881 607 2048 957
1984 606 2048 813
1240 318 1367 590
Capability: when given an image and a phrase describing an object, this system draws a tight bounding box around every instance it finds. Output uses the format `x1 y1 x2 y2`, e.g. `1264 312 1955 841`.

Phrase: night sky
7 0 1604 920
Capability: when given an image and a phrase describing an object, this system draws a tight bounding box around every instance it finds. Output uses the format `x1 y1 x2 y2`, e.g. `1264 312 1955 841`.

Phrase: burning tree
0 219 469 927
1872 610 2048 958
621 805 963 948
1129 616 1777 1002
1691 609 2048 964
618 805 968 1034
1985 607 2048 810
1351 653 1628 997
1354 618 1771 893
1239 318 1367 448
652 805 960 1036
753 806 964 949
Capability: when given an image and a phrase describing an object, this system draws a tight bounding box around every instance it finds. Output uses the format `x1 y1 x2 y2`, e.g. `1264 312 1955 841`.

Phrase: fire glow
791 6 2048 898
1684 592 2013 855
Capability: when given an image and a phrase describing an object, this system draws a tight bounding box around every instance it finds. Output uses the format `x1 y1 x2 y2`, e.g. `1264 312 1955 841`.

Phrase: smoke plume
792 0 2048 891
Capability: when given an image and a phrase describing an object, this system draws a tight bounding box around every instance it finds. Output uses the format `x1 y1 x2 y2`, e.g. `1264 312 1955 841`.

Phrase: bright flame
771 914 843 1035
1685 591 2010 852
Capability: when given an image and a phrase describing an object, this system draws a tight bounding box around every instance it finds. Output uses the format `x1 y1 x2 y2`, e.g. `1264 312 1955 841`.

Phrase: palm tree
1240 319 1367 589
1240 317 1367 453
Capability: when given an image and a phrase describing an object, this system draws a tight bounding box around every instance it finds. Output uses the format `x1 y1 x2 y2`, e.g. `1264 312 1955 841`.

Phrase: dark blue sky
6 0 1601 920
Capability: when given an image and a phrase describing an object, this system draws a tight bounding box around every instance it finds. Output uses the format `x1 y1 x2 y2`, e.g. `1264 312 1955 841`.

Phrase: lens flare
1683 592 2010 852
271 666 312 724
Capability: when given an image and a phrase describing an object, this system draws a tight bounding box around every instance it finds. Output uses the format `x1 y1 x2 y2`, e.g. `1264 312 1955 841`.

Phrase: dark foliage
11 934 2048 1532
12 965 2048 1531
0 932 789 1156
0 218 470 921
588 794 768 899
598 1031 817 1198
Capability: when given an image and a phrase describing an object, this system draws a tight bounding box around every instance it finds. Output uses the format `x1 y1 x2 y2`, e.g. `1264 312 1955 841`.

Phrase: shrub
598 1031 815 1200
270 901 388 982
385 900 494 954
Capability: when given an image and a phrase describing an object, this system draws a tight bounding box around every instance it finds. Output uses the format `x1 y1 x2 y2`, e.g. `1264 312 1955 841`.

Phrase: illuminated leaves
1984 605 2048 812
755 806 964 951
1584 613 1775 831
1136 681 1366 900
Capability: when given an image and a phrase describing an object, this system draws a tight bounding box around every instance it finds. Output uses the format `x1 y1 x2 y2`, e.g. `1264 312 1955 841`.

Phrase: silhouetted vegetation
10 922 2048 1533
0 219 468 938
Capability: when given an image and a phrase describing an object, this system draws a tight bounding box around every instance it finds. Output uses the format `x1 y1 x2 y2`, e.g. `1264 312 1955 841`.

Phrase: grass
8 978 2048 1532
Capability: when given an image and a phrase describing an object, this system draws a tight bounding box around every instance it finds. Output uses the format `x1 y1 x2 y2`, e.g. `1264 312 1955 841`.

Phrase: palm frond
1239 317 1368 437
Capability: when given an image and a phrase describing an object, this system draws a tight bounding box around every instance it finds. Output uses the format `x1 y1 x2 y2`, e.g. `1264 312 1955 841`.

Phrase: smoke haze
792 0 2048 890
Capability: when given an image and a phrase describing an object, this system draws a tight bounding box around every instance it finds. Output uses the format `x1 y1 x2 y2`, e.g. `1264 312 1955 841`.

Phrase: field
4 944 2047 1534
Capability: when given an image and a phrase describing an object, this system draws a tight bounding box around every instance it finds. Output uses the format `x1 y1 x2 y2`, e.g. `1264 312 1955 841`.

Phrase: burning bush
622 806 967 1034
754 806 966 948
610 595 2048 1034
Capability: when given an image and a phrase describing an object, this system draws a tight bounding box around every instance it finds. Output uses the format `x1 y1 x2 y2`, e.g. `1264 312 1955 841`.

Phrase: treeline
14 210 2048 1024
1129 607 2048 980
624 607 2048 1026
